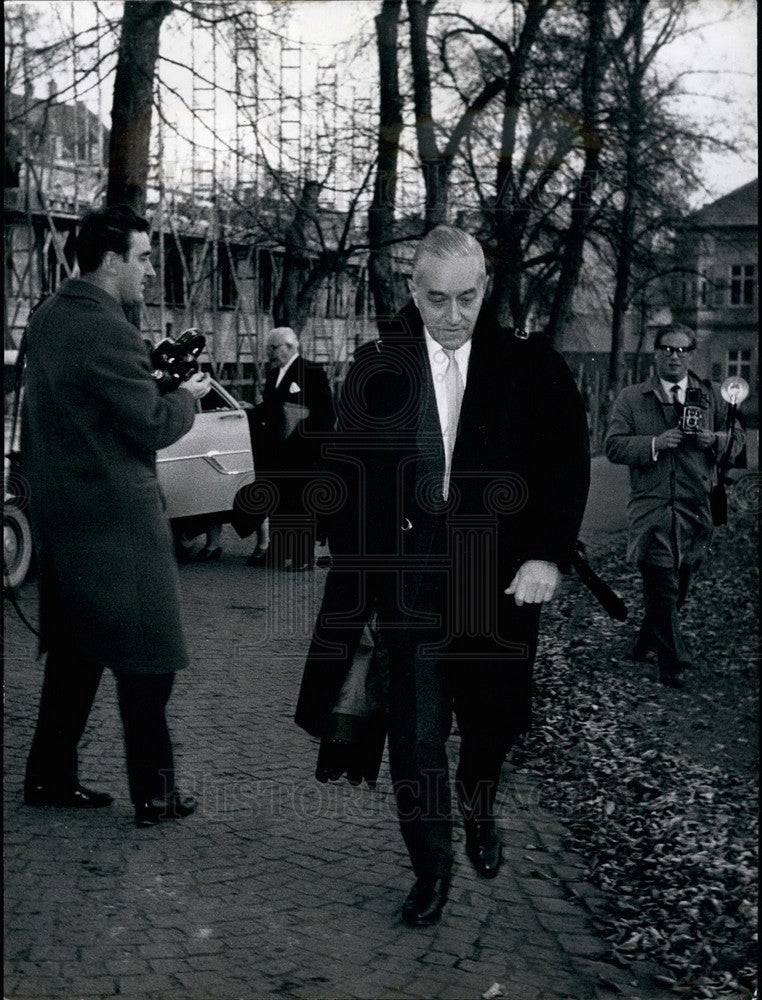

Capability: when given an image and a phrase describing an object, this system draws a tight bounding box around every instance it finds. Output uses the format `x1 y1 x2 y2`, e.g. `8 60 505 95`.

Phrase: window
198 382 232 413
730 264 755 306
727 349 752 381
354 272 367 318
164 241 186 307
258 249 273 313
216 246 238 309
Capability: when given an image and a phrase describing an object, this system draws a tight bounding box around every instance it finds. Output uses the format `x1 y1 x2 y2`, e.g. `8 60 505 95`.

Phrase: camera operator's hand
694 429 717 449
654 428 682 452
181 371 212 399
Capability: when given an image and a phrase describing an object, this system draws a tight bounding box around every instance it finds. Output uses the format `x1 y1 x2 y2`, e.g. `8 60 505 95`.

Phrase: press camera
150 329 206 393
679 387 706 434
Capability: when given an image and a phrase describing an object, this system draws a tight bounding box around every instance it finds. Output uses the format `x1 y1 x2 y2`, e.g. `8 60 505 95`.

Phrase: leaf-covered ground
512 507 758 999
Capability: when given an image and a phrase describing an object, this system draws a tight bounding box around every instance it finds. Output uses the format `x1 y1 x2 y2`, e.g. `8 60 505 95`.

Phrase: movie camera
150 329 206 393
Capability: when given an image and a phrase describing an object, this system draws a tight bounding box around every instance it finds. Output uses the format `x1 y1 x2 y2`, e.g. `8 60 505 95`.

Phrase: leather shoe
135 791 197 827
464 819 503 878
246 546 270 567
659 670 688 690
401 876 450 927
24 782 114 809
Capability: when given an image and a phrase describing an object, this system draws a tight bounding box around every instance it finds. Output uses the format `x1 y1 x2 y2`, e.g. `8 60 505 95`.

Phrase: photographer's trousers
25 649 177 805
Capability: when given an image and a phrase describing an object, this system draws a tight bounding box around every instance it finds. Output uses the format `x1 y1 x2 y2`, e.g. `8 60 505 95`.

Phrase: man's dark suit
296 301 590 879
256 355 335 567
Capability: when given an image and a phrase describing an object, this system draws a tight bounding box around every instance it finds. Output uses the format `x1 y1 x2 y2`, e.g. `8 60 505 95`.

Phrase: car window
197 383 234 413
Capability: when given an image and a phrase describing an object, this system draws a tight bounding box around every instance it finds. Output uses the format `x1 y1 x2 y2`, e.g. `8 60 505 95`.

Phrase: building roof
6 92 108 142
688 178 758 228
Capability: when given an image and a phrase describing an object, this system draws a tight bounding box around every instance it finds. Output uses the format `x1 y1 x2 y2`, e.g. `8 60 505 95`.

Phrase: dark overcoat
256 355 335 469
21 278 196 673
296 301 590 739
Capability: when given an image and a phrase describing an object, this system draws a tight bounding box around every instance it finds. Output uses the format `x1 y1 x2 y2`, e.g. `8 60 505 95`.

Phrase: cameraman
22 204 211 826
605 326 744 689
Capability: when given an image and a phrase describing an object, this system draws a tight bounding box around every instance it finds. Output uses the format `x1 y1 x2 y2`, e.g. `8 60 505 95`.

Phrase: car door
157 379 254 519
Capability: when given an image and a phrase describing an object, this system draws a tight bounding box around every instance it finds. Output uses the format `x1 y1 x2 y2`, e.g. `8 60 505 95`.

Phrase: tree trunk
545 0 606 344
407 0 448 227
273 180 321 329
368 0 404 327
609 2 646 396
490 0 550 326
106 1 173 213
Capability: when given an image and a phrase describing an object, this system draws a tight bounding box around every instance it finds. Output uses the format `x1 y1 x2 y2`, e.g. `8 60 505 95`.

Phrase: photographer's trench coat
605 373 744 568
21 278 196 674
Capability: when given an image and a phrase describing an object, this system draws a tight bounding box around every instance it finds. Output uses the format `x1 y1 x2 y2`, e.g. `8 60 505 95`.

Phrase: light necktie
442 348 464 499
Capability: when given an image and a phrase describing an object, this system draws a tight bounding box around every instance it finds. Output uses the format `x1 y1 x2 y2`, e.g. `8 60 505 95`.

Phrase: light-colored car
3 370 254 590
157 378 254 521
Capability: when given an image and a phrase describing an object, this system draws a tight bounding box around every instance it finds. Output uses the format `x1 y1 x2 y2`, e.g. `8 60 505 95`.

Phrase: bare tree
367 0 404 322
544 0 606 341
106 0 174 212
407 0 505 228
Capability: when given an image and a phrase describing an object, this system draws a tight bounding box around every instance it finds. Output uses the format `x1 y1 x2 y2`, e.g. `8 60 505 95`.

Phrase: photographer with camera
22 204 211 826
605 326 744 690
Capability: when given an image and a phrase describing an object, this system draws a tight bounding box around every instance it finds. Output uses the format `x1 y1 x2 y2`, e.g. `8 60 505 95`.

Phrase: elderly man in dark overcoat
296 225 590 926
246 326 335 570
605 325 744 689
22 204 211 827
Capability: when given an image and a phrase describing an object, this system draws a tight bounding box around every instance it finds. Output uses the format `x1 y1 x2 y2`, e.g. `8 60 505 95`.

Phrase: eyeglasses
656 345 694 356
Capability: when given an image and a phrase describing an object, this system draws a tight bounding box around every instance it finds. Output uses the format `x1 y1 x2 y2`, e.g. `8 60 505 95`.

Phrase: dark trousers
260 468 318 567
385 567 540 881
637 561 694 671
25 650 176 804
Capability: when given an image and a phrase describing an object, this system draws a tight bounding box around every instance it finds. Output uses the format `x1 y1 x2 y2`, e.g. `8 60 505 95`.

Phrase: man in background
247 326 335 570
22 203 210 827
605 326 744 689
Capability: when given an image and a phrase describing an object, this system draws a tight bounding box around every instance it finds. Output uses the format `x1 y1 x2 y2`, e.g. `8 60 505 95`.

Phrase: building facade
671 179 758 424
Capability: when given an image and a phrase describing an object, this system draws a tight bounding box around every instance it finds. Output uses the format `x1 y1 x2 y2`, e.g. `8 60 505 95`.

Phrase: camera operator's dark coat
21 278 196 674
605 374 743 568
295 301 590 740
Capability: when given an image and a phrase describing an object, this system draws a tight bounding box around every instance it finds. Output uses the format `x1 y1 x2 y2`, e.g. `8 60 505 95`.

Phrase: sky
288 0 758 202
11 0 758 203
652 0 758 200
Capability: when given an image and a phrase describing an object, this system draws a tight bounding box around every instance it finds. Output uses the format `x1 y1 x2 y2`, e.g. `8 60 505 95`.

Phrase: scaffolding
4 1 377 381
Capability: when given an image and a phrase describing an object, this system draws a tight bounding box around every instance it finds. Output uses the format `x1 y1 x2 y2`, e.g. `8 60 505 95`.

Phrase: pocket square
289 382 301 394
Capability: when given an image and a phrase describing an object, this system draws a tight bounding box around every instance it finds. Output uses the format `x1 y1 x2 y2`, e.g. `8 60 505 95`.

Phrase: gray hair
267 326 299 349
411 225 486 283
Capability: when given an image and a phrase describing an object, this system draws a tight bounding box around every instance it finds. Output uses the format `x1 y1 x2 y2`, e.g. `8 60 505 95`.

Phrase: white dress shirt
652 375 689 461
659 376 687 405
275 353 299 388
423 327 471 492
